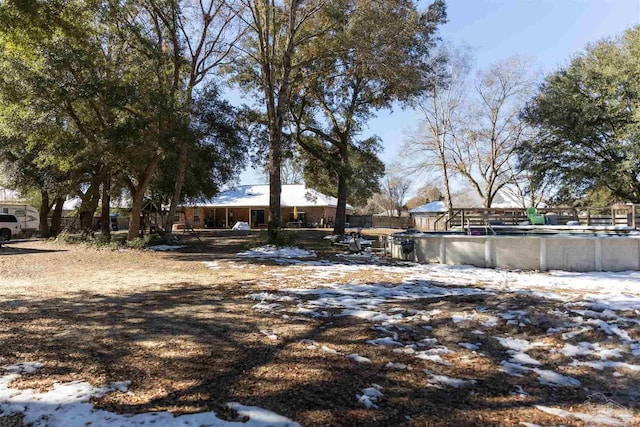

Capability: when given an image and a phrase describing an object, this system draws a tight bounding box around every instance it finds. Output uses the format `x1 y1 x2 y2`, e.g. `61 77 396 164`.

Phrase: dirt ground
0 229 638 426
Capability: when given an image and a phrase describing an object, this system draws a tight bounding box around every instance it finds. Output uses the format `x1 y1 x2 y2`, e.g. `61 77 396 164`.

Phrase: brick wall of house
180 205 349 228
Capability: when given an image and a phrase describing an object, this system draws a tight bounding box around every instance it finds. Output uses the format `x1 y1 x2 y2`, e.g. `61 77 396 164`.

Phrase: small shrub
126 236 150 250
54 231 154 250
256 229 297 247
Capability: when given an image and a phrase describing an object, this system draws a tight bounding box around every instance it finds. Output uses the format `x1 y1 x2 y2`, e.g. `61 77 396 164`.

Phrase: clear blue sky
239 0 640 185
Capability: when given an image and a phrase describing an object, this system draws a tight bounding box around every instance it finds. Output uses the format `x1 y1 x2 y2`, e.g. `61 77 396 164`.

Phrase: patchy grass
0 229 638 426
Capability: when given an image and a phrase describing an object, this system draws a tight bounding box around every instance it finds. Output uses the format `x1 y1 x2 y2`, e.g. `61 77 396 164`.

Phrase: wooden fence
424 204 640 231
347 215 412 229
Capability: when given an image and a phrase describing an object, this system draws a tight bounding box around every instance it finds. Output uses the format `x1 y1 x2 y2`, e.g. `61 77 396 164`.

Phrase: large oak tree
291 0 446 235
521 26 640 203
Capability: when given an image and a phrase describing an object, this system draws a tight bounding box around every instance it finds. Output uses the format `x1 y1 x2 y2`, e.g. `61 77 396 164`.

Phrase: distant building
179 184 353 228
409 200 448 231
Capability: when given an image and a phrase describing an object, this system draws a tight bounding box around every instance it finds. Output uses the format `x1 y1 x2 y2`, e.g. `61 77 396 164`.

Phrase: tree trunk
268 125 282 242
128 189 145 241
333 173 349 236
101 172 111 240
39 190 51 238
333 143 350 236
50 197 64 236
164 137 188 237
484 186 493 208
79 170 104 235
127 158 160 241
442 158 453 210
79 187 101 234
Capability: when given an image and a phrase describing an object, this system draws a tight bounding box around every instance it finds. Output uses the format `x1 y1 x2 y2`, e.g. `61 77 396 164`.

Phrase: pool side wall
393 235 640 272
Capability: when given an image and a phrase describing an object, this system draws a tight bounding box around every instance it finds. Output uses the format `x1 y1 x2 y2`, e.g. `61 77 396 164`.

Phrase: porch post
248 207 251 226
225 207 229 228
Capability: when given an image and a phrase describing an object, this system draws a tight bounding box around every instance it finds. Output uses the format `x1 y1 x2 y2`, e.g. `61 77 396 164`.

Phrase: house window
289 212 306 223
251 209 265 225
1 208 7 213
193 215 200 222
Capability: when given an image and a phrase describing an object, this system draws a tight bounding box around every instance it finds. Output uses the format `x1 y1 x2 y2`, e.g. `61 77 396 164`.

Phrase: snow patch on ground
148 245 186 251
425 373 476 388
357 384 383 409
496 337 534 352
499 362 580 386
237 246 316 259
458 342 480 351
508 352 541 366
532 368 581 387
203 260 220 270
347 354 371 363
0 363 300 427
570 360 640 371
535 405 633 426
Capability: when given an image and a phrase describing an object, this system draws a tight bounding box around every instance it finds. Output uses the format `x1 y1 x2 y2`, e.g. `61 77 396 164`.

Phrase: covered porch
181 205 336 229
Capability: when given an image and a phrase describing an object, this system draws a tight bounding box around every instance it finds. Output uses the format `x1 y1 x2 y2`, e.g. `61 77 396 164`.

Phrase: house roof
62 196 82 211
492 186 548 209
409 200 448 214
193 184 353 209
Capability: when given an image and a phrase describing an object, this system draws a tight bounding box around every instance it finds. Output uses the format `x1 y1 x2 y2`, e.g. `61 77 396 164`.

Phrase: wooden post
632 204 637 229
248 207 252 226
587 208 591 226
225 207 229 228
611 206 615 226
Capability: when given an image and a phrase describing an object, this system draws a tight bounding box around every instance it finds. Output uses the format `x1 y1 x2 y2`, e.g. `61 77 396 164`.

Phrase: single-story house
409 200 448 231
180 184 353 228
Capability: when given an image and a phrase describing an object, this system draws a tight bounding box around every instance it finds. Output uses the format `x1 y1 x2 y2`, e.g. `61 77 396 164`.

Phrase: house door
251 209 265 226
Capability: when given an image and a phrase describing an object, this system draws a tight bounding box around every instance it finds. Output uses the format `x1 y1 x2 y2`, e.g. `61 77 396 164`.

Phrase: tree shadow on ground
1 236 638 426
0 245 67 256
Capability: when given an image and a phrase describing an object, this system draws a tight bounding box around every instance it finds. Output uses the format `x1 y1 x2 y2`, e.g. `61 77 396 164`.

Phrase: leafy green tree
128 0 244 237
0 0 243 241
291 0 446 235
521 26 640 203
233 0 328 241
151 88 247 203
0 0 164 239
301 137 385 209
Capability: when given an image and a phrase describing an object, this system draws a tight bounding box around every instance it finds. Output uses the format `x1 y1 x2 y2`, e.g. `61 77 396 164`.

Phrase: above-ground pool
390 226 640 272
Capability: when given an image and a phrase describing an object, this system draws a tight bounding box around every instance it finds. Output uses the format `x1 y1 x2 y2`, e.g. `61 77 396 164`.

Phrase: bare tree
450 55 535 207
405 184 442 210
404 43 473 210
503 164 551 208
374 173 412 218
260 154 304 185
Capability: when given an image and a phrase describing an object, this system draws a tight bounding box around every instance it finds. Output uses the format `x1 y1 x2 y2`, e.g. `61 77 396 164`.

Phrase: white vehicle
0 203 39 232
0 213 21 241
